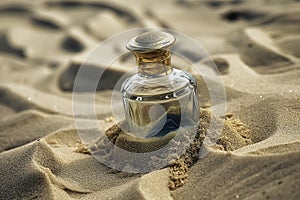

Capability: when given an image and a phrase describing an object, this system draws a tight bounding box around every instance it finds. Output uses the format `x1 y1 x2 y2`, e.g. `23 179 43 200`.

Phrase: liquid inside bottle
121 31 199 138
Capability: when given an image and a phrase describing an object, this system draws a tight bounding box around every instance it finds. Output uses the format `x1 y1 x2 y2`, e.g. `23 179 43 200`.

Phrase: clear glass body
121 66 199 138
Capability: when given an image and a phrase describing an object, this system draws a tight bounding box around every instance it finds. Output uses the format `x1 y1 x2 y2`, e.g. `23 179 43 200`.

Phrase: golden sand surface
0 0 300 199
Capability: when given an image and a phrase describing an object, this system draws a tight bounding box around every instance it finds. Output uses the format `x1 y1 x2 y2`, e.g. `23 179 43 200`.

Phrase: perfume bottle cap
126 31 175 52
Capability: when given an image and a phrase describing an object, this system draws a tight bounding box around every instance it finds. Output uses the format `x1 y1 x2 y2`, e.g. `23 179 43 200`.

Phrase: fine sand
0 0 300 199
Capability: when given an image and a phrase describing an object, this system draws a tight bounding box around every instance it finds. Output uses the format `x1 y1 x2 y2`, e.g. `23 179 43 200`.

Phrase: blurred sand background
0 0 300 199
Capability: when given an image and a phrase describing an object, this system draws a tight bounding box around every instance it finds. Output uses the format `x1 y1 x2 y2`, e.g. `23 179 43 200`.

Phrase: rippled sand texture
0 0 300 199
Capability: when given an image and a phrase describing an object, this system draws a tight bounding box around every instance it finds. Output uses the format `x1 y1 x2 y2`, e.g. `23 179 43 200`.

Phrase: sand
0 0 300 199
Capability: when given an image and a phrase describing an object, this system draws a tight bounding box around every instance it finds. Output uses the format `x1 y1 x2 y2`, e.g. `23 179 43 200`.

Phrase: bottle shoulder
121 68 196 97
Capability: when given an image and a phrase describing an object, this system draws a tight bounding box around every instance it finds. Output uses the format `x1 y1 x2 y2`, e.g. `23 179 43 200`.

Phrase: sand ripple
0 0 299 199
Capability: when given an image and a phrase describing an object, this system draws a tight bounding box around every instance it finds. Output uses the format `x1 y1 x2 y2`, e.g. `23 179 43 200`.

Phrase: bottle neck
133 49 172 77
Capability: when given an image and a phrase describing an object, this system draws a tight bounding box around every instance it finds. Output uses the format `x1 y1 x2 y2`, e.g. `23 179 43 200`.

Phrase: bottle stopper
126 31 175 52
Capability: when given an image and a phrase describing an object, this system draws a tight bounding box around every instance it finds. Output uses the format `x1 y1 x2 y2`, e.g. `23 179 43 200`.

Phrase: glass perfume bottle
121 31 199 138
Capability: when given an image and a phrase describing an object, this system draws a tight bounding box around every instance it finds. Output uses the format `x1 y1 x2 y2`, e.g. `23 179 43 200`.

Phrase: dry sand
0 0 300 199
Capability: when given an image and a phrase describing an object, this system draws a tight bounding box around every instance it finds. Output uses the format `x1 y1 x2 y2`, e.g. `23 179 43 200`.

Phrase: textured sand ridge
0 0 300 199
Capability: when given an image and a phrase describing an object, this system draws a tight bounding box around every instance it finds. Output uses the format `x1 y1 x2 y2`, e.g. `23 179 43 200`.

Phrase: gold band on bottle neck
133 49 172 76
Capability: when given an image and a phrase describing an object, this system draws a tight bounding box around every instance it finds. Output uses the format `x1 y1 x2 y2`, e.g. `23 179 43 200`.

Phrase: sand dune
0 0 299 199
